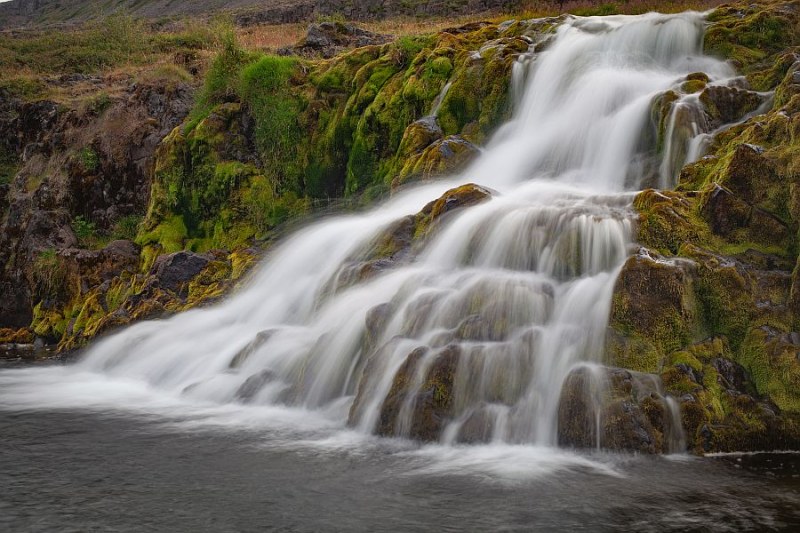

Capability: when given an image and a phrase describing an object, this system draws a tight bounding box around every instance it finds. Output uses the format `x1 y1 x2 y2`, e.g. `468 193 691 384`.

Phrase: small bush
72 215 97 247
79 147 100 172
32 248 67 299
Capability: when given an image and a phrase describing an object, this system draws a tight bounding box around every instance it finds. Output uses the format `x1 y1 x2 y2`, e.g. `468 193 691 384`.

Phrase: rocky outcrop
278 21 391 58
608 0 800 453
0 80 194 341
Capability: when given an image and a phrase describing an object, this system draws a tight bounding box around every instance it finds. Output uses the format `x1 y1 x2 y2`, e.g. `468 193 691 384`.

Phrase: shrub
72 215 97 247
32 248 66 299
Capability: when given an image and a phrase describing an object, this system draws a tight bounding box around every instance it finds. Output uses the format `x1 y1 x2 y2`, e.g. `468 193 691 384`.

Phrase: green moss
740 327 800 414
137 215 188 253
704 1 800 78
0 147 18 186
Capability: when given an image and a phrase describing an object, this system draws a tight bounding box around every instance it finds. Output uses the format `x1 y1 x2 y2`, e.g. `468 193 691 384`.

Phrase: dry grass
237 23 307 51
233 0 729 53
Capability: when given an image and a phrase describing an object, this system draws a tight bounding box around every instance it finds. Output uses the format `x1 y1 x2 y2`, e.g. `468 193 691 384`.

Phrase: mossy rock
376 344 459 441
557 365 677 454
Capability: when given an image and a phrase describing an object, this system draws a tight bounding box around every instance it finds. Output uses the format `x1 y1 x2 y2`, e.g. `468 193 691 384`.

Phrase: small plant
72 215 97 247
32 248 66 299
79 147 100 172
86 92 112 115
111 214 142 241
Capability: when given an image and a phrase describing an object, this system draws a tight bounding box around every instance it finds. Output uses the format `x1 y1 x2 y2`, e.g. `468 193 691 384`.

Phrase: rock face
376 345 459 440
0 14 532 352
0 81 193 338
607 0 800 453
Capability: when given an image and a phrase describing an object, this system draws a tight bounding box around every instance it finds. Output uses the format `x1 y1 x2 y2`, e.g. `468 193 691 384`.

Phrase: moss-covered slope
609 0 800 452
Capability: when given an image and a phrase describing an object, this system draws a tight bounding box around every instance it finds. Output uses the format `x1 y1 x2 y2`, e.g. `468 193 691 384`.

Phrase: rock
702 184 751 237
557 365 676 453
420 182 494 225
59 240 141 291
364 302 392 351
611 250 694 352
229 329 277 369
724 143 776 206
395 116 443 162
394 135 480 187
701 184 791 246
235 369 277 402
280 21 391 59
700 85 763 125
150 251 211 294
376 344 459 441
456 405 495 443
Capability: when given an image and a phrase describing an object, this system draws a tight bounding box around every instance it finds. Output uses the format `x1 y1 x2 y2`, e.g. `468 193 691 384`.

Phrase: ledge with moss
607 0 800 453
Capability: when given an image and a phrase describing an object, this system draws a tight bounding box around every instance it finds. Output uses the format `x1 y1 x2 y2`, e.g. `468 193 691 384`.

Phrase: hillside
0 0 516 29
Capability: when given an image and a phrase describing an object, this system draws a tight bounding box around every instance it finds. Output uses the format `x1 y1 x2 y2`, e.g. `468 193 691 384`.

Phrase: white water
1 13 743 453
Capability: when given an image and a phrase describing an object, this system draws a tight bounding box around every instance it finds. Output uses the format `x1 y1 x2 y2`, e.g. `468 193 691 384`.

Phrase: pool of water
1 366 799 532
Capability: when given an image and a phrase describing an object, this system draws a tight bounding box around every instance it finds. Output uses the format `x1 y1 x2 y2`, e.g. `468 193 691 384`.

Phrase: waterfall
6 13 738 448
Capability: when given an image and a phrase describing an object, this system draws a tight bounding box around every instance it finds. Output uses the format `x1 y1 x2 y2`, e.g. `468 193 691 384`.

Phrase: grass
0 0 730 102
0 14 224 102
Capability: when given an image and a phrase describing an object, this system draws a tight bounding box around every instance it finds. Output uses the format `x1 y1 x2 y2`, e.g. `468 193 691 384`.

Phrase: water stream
1 13 744 452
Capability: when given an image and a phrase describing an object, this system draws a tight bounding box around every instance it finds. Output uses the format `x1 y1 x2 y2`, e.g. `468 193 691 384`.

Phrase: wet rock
395 116 443 162
364 302 392 351
235 369 277 403
456 405 495 443
700 85 763 124
420 183 494 225
377 344 459 441
557 365 675 453
394 135 480 187
229 329 277 369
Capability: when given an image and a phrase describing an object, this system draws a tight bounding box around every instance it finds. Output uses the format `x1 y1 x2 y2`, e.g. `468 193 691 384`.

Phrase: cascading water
1 13 745 450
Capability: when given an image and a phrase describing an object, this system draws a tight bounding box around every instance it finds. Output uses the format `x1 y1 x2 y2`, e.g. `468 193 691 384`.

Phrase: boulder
150 251 211 294
279 21 391 59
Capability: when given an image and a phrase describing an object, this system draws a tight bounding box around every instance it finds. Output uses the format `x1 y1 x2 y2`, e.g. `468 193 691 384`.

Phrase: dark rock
456 405 495 443
377 344 459 441
700 85 764 125
151 251 211 294
557 365 676 453
280 21 391 59
702 184 751 236
711 357 749 393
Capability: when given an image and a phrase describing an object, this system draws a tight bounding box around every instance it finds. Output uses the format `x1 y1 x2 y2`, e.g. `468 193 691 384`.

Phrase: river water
1 383 799 531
